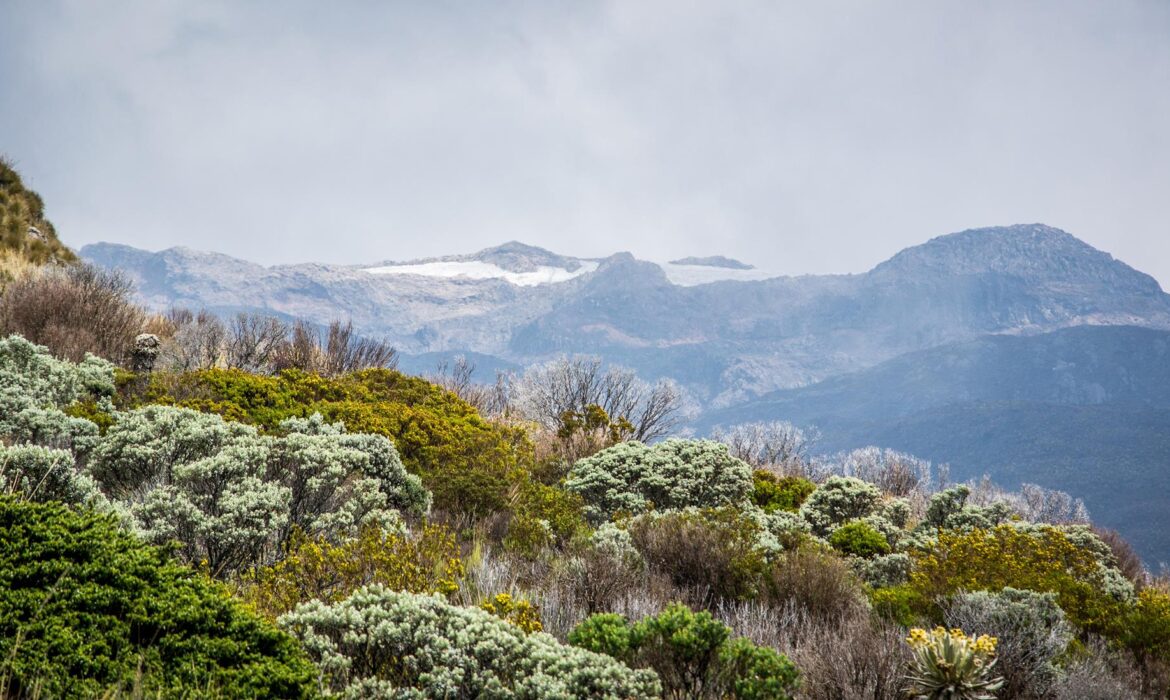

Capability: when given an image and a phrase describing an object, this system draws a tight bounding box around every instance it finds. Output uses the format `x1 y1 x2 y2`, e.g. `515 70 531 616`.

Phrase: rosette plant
904 626 1004 700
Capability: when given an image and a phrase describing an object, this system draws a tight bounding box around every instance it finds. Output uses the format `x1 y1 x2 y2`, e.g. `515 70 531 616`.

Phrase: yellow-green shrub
480 592 544 633
237 523 464 619
909 525 1126 634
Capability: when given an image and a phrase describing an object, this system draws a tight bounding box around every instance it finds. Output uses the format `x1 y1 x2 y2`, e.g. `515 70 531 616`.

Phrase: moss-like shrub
0 498 315 698
829 520 891 558
126 367 536 518
237 523 464 619
750 470 816 513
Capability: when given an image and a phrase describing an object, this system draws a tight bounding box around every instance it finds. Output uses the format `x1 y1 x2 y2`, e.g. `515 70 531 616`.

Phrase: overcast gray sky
2 1 1168 286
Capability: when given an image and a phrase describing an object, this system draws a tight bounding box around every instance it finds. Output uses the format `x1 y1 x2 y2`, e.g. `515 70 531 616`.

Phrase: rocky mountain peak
467 241 583 273
871 224 1164 294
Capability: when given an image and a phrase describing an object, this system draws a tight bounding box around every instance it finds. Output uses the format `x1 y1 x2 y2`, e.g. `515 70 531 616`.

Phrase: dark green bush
0 498 315 698
829 520 891 558
569 602 800 700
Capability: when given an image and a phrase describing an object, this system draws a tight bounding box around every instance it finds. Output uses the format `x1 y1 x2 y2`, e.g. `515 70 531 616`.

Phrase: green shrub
0 498 315 698
750 470 815 513
237 523 464 620
570 603 799 700
909 525 1129 635
870 585 921 627
126 367 536 518
829 520 891 558
280 585 661 699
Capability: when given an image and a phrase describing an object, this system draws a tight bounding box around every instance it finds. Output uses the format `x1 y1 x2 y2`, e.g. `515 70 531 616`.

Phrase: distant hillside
81 224 1170 406
701 325 1170 562
0 158 75 270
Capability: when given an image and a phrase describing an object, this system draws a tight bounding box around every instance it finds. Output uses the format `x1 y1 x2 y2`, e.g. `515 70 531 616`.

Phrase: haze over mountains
83 224 1170 561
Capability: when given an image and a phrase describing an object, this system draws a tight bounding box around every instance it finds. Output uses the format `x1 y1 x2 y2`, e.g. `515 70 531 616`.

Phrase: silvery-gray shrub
89 405 430 576
280 585 662 699
566 438 752 523
943 588 1073 700
798 476 881 538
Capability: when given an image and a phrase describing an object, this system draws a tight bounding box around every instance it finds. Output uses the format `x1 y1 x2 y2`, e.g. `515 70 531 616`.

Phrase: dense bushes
750 470 815 513
87 407 430 577
942 588 1071 699
280 585 662 699
909 524 1130 633
238 524 464 619
566 439 753 523
0 264 145 364
0 498 315 698
127 366 537 518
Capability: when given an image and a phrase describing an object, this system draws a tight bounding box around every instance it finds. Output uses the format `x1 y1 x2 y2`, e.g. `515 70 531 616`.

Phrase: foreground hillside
3 330 1170 698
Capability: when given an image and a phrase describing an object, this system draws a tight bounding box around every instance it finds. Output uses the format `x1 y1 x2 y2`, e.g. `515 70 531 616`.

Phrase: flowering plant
904 626 1004 699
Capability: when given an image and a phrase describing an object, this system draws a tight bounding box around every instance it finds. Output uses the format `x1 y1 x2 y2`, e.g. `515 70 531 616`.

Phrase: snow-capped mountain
82 224 1170 406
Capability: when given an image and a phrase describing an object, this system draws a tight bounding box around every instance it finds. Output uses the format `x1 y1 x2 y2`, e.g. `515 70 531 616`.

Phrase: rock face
82 223 1170 561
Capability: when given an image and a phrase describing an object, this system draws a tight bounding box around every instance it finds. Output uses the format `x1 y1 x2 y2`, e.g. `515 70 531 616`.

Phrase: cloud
1 0 1168 288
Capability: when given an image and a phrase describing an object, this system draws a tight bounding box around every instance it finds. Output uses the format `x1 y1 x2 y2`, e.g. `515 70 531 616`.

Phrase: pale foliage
280 585 662 699
565 438 753 523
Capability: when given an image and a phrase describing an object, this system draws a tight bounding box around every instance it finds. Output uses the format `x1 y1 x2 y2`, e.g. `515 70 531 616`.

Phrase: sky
1 1 1168 287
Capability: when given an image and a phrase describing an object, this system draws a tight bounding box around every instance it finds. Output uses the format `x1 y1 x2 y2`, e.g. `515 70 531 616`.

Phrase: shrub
88 406 429 577
480 592 544 633
943 588 1072 700
762 545 869 623
904 627 1003 699
126 366 533 518
870 585 921 627
829 520 891 558
0 498 315 698
629 507 772 604
237 523 464 619
860 552 911 588
566 439 753 524
570 603 799 700
1122 587 1170 693
799 476 881 537
920 485 1014 532
0 443 105 507
909 525 1128 634
0 263 145 364
750 470 815 513
280 585 662 699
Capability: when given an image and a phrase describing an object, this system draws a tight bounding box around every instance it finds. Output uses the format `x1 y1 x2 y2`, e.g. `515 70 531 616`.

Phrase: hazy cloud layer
2 1 1168 286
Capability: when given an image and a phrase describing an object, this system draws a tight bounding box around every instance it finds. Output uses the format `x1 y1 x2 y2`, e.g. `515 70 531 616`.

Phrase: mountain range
82 224 1170 562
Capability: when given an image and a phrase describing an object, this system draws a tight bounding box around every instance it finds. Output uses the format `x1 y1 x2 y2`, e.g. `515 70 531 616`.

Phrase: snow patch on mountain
364 259 599 286
659 263 781 286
